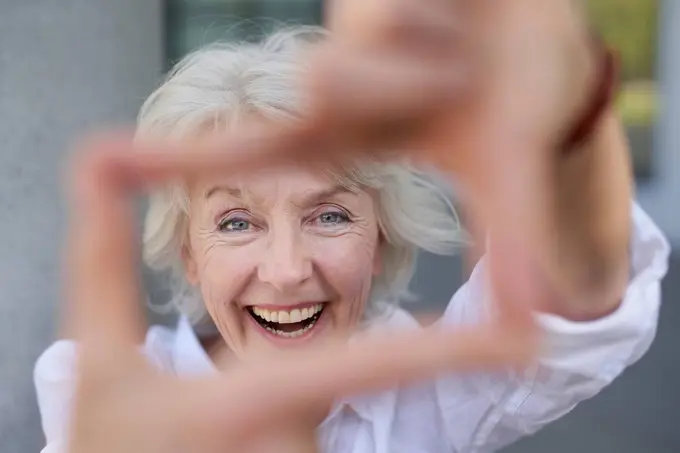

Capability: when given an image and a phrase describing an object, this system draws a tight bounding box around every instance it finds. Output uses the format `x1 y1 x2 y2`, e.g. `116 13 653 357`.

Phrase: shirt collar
172 315 218 377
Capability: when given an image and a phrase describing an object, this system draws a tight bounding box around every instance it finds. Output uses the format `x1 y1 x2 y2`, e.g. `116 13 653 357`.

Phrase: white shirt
34 203 670 453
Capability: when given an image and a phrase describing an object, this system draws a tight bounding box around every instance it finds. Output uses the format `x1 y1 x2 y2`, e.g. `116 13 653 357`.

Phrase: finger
182 322 538 442
474 99 553 333
386 0 463 56
65 145 146 353
339 0 462 55
120 123 323 185
94 52 466 182
305 44 468 148
328 0 460 52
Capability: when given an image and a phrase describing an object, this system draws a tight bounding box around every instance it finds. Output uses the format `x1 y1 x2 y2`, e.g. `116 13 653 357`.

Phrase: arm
433 63 669 447
436 200 669 452
459 110 631 290
541 108 634 321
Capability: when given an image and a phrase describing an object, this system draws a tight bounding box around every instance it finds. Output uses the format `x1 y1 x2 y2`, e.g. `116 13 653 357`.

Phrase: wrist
561 35 619 153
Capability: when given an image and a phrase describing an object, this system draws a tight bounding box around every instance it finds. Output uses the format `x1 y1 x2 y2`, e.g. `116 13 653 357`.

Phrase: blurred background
0 1 678 452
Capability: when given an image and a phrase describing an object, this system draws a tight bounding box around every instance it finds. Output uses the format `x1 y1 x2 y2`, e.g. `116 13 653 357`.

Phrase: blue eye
218 217 251 232
316 211 350 226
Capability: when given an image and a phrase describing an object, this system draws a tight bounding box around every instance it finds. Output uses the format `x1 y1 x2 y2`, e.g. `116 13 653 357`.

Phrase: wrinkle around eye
308 214 374 238
197 224 260 248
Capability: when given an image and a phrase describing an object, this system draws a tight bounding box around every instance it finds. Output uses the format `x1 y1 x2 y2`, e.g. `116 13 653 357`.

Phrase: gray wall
1 1 678 452
0 1 163 451
637 0 680 245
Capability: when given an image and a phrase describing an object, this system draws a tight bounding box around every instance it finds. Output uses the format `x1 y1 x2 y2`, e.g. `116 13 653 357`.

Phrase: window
165 0 660 179
165 0 323 66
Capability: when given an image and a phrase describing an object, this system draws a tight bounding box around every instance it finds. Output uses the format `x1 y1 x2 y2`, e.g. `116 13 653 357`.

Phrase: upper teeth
252 304 323 323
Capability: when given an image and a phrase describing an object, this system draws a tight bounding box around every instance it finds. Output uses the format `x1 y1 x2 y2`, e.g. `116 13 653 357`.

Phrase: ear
182 245 199 285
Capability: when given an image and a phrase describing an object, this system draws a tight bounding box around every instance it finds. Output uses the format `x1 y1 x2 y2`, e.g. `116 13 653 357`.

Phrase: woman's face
184 165 382 360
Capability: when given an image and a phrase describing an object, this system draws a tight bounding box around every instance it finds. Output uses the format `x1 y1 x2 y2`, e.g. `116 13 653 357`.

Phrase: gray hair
136 26 465 326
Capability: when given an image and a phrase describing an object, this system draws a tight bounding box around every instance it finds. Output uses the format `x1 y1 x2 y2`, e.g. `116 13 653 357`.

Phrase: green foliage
585 0 658 80
617 81 657 126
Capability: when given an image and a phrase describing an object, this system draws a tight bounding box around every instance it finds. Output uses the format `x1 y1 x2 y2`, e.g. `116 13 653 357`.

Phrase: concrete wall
637 0 680 246
0 1 163 450
0 1 677 452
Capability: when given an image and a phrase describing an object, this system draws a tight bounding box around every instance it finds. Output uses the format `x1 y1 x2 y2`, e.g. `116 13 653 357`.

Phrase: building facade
1 1 678 452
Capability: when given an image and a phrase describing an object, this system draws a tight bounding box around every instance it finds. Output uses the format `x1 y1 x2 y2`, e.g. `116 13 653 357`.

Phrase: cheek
310 232 378 297
194 240 256 310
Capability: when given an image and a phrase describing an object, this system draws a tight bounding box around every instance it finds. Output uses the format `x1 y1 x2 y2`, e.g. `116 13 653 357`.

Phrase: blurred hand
307 0 597 307
62 1 602 451
64 145 538 453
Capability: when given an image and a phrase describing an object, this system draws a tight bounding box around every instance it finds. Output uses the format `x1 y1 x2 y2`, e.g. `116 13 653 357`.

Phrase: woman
36 1 669 452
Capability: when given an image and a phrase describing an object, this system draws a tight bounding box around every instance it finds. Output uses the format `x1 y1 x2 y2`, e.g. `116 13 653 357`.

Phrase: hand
65 1 598 450
305 0 598 307
318 0 595 146
63 140 539 453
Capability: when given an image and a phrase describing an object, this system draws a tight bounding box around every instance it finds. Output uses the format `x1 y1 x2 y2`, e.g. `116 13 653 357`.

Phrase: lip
246 304 329 346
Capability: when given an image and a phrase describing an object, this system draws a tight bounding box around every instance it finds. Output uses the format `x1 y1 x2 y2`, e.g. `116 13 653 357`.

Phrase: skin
311 0 631 319
183 166 382 360
63 0 633 452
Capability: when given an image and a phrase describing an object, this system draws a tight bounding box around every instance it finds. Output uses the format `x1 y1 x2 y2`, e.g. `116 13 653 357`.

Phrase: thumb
304 44 466 148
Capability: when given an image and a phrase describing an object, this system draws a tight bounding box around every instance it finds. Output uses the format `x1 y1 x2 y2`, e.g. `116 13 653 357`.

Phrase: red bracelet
560 40 620 153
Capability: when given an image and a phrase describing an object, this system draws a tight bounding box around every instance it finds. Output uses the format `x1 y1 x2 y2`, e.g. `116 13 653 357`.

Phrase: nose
258 226 313 293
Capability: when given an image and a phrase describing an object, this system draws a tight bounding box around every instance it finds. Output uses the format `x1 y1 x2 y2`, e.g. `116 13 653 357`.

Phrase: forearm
545 109 633 320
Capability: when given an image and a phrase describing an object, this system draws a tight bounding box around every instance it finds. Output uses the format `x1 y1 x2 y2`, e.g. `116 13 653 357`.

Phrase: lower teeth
265 320 317 338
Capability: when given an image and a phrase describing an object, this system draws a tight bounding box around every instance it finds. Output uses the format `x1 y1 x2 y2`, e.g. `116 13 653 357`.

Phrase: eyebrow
204 185 243 200
294 185 355 208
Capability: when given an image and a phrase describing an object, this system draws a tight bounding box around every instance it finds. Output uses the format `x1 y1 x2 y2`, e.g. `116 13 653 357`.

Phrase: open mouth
247 303 326 338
